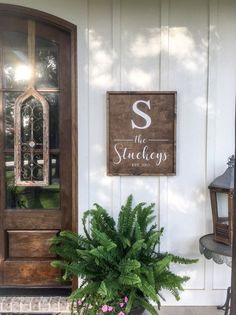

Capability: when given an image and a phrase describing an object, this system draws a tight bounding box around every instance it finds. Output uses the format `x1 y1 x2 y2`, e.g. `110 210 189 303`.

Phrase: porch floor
160 306 223 315
0 296 70 313
0 298 225 315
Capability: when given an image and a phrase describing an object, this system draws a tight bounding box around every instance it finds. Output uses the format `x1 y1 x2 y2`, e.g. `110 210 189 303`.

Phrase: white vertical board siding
214 0 236 172
161 0 209 305
111 0 122 220
77 0 90 233
0 0 235 306
167 0 208 290
120 0 161 217
88 0 113 210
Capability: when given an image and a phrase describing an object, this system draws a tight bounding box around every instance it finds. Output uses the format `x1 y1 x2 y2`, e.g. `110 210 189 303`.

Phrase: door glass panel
35 37 58 88
3 32 28 89
43 93 59 149
4 92 21 149
5 154 60 209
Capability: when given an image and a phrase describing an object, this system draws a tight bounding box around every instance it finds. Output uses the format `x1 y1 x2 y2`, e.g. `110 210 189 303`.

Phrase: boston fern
50 195 197 315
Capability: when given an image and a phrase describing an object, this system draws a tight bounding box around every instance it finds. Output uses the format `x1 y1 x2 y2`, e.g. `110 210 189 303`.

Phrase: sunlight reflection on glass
14 65 32 82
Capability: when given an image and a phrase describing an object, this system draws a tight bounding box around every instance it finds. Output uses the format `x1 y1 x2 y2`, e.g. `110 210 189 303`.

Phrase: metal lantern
208 155 234 245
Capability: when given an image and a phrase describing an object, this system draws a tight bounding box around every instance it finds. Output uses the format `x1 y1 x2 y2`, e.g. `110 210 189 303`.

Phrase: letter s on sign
131 100 152 129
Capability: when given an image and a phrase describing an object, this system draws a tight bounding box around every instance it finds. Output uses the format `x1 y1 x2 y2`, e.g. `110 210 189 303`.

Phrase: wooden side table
199 234 232 315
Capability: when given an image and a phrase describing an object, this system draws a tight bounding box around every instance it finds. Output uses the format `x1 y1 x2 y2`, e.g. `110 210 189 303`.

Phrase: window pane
35 37 58 88
3 32 29 89
4 92 21 149
5 154 60 209
43 93 59 149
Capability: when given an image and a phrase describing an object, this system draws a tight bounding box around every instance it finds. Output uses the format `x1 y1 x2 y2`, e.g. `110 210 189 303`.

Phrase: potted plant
50 195 197 315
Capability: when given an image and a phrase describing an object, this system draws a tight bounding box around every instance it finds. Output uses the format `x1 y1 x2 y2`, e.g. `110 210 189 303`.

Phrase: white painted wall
0 0 235 307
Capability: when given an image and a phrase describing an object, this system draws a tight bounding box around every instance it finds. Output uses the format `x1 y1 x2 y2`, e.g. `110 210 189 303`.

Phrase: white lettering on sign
113 143 167 166
131 100 152 130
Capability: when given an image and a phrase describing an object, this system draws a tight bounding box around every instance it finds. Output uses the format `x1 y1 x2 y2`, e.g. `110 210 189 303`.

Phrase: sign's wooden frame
107 91 177 176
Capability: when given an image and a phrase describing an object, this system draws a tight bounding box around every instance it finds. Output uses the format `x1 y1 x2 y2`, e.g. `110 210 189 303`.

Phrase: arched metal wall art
14 20 49 186
14 88 49 186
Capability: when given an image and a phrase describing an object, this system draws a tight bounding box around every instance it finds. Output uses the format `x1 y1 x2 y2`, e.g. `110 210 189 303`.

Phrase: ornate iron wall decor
14 20 49 186
14 88 49 186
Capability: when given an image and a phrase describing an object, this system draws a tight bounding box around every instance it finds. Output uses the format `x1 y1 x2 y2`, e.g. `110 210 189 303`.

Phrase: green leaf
146 231 163 249
89 246 106 259
125 289 136 314
169 254 199 265
119 259 141 273
141 266 155 287
91 228 117 251
126 239 145 258
119 235 131 248
82 210 93 241
119 273 141 286
70 282 100 300
139 279 160 304
154 255 172 274
98 281 107 297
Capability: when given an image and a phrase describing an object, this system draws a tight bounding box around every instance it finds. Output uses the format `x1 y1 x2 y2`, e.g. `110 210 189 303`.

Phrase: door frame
0 3 78 290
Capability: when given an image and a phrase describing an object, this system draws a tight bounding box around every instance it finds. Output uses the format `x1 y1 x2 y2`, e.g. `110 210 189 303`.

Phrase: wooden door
0 7 77 288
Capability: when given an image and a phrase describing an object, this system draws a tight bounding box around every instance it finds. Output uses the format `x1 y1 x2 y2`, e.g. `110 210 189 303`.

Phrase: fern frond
119 258 141 273
91 228 117 251
169 254 199 265
139 277 160 304
119 273 141 286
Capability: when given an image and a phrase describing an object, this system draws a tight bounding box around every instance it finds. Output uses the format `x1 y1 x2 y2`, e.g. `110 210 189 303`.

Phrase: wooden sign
107 92 176 176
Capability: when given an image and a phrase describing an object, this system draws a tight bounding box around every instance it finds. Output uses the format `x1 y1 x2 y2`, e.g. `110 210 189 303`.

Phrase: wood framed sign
107 91 176 176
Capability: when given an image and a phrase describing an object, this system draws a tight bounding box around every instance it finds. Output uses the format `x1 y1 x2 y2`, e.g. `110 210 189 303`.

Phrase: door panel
8 230 58 258
3 261 60 286
0 12 74 288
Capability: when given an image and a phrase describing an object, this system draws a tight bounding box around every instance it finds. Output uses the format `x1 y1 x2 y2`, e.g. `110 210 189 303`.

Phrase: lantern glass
216 193 229 220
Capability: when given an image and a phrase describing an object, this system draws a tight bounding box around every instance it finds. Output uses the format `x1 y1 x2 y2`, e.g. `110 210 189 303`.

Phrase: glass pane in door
5 154 60 209
2 32 28 89
35 37 58 88
4 92 21 149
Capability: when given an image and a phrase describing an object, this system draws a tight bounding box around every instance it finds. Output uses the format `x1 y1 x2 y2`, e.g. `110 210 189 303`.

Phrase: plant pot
129 307 146 315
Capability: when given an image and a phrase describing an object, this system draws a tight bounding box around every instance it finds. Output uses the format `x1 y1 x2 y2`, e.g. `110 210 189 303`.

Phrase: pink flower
77 300 82 305
124 296 128 303
88 304 93 309
102 305 109 312
118 312 125 315
108 306 113 312
119 303 125 308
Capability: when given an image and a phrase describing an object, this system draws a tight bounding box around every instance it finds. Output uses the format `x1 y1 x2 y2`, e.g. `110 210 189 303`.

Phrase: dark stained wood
70 21 78 292
4 210 61 230
0 5 78 289
8 230 58 258
107 91 176 176
0 4 76 33
0 31 4 284
60 31 72 232
3 260 61 286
